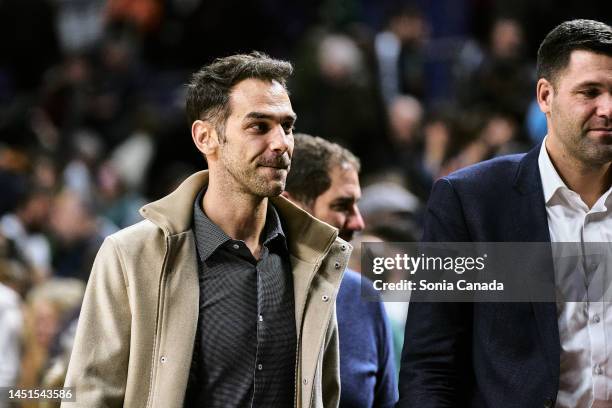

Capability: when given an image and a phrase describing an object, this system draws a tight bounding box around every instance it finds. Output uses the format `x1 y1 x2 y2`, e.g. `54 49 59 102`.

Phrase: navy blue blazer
397 145 561 408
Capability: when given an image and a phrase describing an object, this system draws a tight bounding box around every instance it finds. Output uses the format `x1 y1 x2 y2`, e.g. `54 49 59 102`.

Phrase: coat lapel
513 144 560 386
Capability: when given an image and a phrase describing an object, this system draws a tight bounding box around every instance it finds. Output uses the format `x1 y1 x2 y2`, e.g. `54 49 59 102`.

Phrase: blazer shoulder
444 153 526 189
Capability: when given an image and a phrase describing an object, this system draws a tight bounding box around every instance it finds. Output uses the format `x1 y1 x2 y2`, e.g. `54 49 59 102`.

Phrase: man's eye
282 123 295 134
580 89 599 98
332 205 350 213
251 123 269 133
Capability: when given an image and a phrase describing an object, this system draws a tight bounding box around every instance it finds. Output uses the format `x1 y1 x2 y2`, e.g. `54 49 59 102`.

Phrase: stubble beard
221 155 286 198
553 102 612 168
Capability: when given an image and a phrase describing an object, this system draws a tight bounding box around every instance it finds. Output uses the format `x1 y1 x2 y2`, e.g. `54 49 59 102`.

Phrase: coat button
302 378 308 385
160 356 167 363
322 295 329 302
334 262 341 269
543 398 553 408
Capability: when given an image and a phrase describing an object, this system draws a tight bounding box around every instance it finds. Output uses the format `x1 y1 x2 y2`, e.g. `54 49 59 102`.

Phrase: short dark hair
285 134 361 206
185 52 293 140
537 19 612 84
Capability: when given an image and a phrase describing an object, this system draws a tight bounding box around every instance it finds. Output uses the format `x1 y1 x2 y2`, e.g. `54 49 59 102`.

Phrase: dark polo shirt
183 190 296 407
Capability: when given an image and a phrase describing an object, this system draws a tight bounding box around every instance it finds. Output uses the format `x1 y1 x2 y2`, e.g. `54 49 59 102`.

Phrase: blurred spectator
291 30 388 173
53 0 106 54
455 17 534 120
0 242 26 408
0 167 28 217
18 278 84 407
0 281 22 408
359 178 422 243
49 190 116 281
106 0 163 34
384 95 445 199
97 161 147 228
441 112 529 177
62 129 104 200
388 95 424 147
108 117 156 192
374 6 429 104
0 184 53 280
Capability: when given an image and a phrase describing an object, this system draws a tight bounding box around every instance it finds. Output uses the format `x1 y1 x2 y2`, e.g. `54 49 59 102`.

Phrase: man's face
311 164 365 242
215 78 296 197
541 50 612 166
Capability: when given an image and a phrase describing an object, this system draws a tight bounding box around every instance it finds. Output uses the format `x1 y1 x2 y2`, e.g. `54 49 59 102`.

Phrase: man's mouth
257 159 290 170
260 165 288 170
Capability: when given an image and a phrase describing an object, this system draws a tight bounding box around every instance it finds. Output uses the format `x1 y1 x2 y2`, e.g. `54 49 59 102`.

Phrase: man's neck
202 177 268 258
545 137 612 208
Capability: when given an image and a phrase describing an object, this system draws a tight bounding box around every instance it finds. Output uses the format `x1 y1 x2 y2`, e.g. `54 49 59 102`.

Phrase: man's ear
536 78 554 115
192 120 219 158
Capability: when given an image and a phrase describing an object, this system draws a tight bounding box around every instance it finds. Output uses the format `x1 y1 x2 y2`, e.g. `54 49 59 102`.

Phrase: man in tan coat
63 52 351 408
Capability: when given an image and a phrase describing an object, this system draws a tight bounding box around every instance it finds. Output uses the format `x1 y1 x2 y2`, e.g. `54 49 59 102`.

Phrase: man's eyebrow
332 196 358 205
244 111 297 122
573 81 604 89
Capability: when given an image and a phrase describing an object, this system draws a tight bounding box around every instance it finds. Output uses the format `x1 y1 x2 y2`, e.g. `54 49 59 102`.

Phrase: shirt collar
192 189 287 262
538 135 570 205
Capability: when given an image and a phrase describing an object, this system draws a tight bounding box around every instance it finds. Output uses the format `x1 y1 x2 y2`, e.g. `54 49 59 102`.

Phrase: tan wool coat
62 171 351 408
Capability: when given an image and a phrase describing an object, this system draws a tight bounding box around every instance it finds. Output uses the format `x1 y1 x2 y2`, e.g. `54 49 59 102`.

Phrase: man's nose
596 92 612 121
270 124 291 153
346 205 365 233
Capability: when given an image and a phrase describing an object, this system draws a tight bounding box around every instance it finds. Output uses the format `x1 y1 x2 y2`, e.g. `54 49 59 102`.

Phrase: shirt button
302 378 308 385
258 314 264 322
322 295 329 302
257 364 263 371
594 365 603 375
334 262 341 269
593 314 601 323
232 243 240 250
160 356 167 363
340 244 347 251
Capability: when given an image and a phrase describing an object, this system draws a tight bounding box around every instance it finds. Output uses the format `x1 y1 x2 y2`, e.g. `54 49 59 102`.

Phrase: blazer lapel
513 144 560 386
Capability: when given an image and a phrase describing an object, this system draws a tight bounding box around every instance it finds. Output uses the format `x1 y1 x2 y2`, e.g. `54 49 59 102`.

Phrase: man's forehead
229 78 294 117
557 50 612 84
329 165 361 196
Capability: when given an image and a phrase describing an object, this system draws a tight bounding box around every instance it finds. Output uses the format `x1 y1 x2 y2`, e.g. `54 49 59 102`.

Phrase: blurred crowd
0 0 607 406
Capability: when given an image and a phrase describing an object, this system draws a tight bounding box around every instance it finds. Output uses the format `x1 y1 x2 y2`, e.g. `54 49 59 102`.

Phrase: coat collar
139 170 340 264
512 143 552 243
513 142 545 196
512 144 559 389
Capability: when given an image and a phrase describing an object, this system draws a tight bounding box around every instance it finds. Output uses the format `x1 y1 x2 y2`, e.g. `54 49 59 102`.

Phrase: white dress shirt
538 137 612 408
